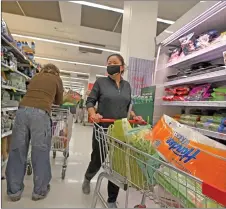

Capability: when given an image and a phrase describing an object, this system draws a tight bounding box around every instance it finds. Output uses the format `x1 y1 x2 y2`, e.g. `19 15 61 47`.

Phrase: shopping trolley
91 119 225 208
51 107 73 179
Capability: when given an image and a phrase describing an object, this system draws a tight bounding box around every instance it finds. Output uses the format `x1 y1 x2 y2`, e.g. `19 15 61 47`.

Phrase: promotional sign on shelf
132 85 156 125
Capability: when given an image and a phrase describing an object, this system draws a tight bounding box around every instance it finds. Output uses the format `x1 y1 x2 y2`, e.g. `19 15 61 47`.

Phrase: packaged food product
200 115 226 125
196 121 221 132
162 95 174 101
168 48 182 63
179 119 197 127
186 84 211 101
154 166 223 208
172 95 186 101
180 114 200 121
151 115 226 193
179 33 196 56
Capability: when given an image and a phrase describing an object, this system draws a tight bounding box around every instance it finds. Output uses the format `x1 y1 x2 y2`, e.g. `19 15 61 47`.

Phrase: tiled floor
2 123 158 208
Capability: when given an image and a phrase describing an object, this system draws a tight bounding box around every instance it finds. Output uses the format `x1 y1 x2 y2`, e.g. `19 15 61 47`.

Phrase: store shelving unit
1 62 31 80
189 126 226 141
2 107 18 112
164 66 226 86
162 101 226 107
166 40 226 68
153 2 226 142
2 84 26 93
1 34 32 140
1 35 29 64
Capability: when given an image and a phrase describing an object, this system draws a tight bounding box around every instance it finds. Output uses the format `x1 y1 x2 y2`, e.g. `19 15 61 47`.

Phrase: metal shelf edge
1 107 18 112
2 85 27 93
1 62 31 80
162 101 226 107
164 68 226 86
166 41 226 68
188 126 226 141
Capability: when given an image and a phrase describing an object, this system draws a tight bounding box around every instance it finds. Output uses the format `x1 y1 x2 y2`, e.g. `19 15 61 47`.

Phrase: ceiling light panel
70 1 174 25
12 34 120 53
35 56 106 68
69 1 124 13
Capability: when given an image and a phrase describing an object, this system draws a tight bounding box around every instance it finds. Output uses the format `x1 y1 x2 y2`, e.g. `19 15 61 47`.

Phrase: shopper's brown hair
40 63 60 76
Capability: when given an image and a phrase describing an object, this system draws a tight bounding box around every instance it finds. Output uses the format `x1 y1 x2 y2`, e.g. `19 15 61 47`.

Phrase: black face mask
107 65 121 75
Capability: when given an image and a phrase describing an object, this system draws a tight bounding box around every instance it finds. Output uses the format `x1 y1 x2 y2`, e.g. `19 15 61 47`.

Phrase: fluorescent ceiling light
35 56 106 68
69 1 124 13
61 75 88 81
164 30 174 34
12 34 120 54
157 18 175 25
69 1 174 25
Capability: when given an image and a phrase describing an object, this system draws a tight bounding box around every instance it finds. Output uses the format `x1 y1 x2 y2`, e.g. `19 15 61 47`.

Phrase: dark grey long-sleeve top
86 77 131 119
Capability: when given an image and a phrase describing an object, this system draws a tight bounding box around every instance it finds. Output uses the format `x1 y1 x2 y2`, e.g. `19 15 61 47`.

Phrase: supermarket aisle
2 123 158 208
2 123 98 208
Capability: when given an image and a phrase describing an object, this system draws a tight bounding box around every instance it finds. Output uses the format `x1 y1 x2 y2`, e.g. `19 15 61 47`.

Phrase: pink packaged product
186 84 211 101
168 48 182 63
179 33 196 56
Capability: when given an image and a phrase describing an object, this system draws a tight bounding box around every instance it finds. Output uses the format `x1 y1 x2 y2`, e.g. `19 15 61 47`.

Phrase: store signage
128 57 154 96
88 83 94 90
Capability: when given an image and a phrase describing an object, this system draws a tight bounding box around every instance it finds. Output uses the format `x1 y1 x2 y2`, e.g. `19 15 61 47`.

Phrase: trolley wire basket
91 119 225 208
51 107 73 179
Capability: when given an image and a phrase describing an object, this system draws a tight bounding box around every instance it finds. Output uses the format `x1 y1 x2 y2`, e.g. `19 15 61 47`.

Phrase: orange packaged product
151 115 226 194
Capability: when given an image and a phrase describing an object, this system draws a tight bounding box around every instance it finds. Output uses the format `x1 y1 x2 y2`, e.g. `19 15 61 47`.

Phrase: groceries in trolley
52 121 68 149
102 117 226 207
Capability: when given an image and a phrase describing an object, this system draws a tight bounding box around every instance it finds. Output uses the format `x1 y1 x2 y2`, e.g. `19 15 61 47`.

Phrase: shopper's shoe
32 184 50 201
82 178 90 195
9 195 21 202
107 202 118 208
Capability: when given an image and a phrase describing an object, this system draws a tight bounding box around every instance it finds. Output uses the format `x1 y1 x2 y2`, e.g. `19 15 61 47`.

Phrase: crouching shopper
6 64 64 201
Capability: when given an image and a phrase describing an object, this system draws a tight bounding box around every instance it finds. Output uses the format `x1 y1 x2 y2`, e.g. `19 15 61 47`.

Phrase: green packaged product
196 121 220 132
179 119 197 127
180 114 200 121
211 92 226 101
213 86 226 93
200 115 225 124
109 119 159 189
154 166 223 208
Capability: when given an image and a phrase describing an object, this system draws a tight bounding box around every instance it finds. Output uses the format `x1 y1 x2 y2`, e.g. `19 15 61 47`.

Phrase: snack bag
151 115 226 194
179 33 196 56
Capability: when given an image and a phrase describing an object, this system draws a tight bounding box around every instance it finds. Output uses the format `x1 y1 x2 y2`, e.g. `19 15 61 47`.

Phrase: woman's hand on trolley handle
90 113 103 123
133 115 144 122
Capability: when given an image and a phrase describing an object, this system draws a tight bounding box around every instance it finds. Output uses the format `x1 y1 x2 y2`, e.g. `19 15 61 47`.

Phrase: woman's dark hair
107 54 125 66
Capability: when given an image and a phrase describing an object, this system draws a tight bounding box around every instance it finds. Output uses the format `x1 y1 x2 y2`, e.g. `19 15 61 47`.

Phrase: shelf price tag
12 88 17 93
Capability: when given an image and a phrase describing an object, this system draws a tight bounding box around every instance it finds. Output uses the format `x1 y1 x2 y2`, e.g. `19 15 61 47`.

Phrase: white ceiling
2 0 199 88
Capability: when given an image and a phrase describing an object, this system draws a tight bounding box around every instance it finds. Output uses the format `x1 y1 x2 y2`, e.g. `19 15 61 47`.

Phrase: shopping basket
91 119 225 208
51 107 73 179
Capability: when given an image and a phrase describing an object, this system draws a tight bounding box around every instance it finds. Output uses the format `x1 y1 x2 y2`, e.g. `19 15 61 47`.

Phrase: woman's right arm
86 80 102 122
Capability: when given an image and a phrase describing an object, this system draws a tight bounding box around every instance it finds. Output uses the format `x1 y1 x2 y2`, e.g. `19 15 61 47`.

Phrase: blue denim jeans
6 107 52 198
